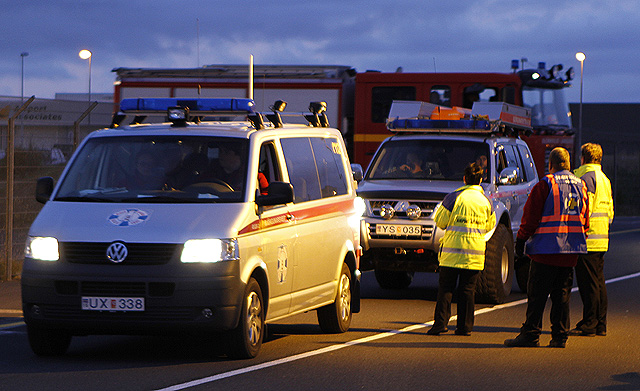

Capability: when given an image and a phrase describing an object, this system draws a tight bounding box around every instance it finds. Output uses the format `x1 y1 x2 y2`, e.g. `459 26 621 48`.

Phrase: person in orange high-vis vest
505 147 589 348
570 143 614 337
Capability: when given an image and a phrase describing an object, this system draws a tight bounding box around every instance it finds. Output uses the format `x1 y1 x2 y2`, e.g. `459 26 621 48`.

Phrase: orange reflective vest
525 171 588 255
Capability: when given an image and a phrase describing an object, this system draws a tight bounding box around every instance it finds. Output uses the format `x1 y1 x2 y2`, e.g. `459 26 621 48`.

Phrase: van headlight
26 236 59 261
181 238 239 263
348 197 366 230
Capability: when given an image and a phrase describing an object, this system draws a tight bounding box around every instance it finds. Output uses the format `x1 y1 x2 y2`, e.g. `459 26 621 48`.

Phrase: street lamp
20 52 29 102
78 49 92 103
575 52 585 152
79 49 92 124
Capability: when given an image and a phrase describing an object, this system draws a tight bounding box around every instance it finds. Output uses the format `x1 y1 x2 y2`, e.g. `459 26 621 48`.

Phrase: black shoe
454 329 471 336
504 335 539 347
548 339 566 348
427 326 448 335
596 329 607 336
568 328 595 337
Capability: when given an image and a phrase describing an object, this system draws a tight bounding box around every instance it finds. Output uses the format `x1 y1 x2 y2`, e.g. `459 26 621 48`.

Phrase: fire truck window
371 86 416 123
479 88 498 102
430 86 450 107
502 86 516 104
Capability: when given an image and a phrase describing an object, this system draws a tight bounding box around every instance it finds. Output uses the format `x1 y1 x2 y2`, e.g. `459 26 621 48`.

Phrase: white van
21 98 363 359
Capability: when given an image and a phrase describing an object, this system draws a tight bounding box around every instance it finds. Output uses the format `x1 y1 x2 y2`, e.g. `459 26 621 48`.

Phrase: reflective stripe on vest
440 247 486 256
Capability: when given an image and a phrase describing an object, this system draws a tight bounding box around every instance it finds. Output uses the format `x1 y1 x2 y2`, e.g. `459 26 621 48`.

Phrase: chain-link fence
1 97 112 281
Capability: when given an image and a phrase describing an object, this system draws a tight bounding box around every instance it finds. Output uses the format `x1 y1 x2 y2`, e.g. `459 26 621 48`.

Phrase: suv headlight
26 236 59 261
181 238 239 263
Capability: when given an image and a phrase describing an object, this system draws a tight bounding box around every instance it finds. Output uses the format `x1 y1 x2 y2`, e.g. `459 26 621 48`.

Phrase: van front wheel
317 263 352 333
227 278 264 359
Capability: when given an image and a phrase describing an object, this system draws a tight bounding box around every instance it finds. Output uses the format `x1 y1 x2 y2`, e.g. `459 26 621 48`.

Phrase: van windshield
55 136 248 203
367 139 490 181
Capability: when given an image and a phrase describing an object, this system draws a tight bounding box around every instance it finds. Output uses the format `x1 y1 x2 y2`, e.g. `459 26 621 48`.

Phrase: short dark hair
549 147 571 171
464 162 484 185
581 143 603 164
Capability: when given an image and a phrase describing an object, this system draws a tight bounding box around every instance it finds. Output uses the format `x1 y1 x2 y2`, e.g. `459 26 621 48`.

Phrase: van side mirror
36 176 54 204
351 164 364 182
256 181 294 207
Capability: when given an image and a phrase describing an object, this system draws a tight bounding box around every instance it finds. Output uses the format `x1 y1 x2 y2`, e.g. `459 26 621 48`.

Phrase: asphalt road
1 217 639 391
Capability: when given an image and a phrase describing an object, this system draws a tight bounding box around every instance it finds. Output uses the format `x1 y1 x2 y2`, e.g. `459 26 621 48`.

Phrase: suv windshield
55 135 248 203
367 139 490 181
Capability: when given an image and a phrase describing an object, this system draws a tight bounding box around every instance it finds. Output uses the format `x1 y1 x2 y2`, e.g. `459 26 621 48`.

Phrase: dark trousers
433 266 480 333
521 261 573 341
575 252 608 333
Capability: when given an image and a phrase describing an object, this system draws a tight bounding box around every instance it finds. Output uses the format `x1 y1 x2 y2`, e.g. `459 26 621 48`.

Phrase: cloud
1 0 640 102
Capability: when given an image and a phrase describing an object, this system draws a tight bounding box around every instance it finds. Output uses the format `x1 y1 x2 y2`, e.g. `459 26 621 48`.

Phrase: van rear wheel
317 263 352 333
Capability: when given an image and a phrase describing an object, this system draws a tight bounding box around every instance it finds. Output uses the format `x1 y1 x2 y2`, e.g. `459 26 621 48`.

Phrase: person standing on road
505 147 589 348
427 162 495 336
570 143 614 337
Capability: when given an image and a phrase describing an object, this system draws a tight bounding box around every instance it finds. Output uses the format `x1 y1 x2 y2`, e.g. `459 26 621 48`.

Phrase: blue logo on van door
108 209 150 226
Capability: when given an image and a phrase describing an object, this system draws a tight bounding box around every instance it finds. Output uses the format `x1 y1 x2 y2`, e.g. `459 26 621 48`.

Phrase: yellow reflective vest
434 185 496 270
574 164 614 251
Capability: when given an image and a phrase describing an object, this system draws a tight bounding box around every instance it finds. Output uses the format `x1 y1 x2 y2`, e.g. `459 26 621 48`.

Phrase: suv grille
368 200 439 218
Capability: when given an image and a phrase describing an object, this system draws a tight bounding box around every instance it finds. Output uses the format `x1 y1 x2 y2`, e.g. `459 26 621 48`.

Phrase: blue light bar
119 98 255 113
388 119 492 131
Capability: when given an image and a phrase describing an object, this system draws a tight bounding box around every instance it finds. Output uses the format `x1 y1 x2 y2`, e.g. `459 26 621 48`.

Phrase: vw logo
106 242 128 263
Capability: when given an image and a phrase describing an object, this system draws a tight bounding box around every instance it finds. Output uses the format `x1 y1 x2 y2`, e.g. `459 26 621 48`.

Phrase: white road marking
155 270 640 391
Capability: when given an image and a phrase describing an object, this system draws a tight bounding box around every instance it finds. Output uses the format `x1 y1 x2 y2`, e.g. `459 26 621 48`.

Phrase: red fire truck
353 61 576 177
112 61 576 177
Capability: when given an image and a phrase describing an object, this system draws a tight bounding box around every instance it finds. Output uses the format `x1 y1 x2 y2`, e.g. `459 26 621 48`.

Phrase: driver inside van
209 144 245 190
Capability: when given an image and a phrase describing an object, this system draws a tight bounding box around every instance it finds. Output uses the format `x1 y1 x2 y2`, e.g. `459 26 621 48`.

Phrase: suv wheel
317 263 352 333
374 269 414 290
476 224 514 304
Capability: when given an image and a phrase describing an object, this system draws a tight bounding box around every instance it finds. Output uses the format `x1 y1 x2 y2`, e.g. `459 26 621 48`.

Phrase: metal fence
1 97 111 281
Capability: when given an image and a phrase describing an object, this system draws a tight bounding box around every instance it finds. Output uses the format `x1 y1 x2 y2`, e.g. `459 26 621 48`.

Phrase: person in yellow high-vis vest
427 163 496 336
570 143 614 337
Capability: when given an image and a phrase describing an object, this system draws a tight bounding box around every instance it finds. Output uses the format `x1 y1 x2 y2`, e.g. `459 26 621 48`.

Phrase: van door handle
286 213 294 221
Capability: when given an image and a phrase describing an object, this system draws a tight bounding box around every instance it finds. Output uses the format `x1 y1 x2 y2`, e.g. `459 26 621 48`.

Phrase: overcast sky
2 0 639 104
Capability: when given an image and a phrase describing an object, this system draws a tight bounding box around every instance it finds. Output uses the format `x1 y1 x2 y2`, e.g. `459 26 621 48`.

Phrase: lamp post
575 52 585 152
20 52 29 102
79 49 92 124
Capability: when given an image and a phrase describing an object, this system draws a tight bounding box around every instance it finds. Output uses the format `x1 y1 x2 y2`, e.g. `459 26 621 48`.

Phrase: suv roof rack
386 100 532 137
